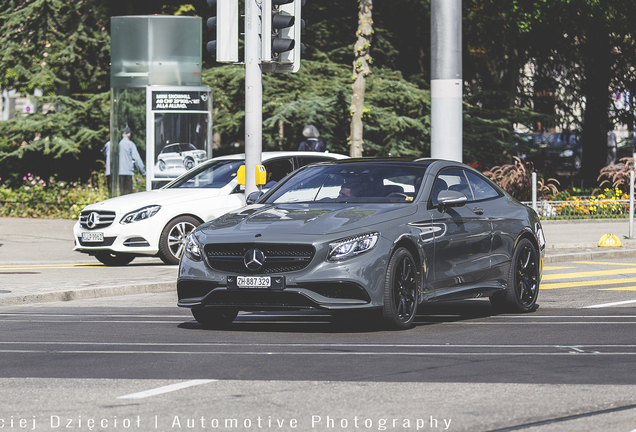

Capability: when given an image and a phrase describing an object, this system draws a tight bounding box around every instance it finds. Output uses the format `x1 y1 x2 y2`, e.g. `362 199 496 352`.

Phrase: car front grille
204 243 315 274
79 210 117 229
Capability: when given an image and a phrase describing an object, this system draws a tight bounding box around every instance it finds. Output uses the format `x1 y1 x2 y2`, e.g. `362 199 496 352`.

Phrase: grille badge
86 212 100 229
244 248 265 271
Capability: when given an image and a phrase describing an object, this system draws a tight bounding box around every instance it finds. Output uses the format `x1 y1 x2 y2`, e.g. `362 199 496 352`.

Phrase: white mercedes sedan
73 151 347 265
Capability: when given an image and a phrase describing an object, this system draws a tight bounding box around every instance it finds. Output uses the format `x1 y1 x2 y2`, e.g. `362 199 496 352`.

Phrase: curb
0 282 175 306
545 248 636 263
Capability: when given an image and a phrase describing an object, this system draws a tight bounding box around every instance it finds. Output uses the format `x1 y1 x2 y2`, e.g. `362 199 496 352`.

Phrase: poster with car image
146 86 212 189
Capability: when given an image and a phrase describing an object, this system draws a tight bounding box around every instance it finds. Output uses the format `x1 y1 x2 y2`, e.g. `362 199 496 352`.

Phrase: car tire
184 157 195 171
94 251 135 266
158 216 201 265
490 238 539 313
382 247 418 330
158 160 166 171
192 308 238 328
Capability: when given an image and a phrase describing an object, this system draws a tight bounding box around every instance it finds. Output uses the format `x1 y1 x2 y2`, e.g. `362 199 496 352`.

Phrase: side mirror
246 191 263 205
437 190 467 212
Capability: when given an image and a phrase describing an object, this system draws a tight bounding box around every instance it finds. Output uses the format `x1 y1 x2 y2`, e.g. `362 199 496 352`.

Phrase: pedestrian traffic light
261 0 305 73
207 0 239 63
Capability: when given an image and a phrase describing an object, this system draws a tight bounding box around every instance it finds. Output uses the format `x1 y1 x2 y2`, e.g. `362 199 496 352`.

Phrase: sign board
146 86 212 189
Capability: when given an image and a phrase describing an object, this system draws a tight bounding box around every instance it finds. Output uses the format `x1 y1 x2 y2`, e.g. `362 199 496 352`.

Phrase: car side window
263 159 294 188
465 171 500 201
296 156 335 168
430 168 474 206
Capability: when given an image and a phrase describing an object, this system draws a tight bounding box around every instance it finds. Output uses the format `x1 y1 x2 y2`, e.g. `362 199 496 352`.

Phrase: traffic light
207 0 239 63
261 0 305 73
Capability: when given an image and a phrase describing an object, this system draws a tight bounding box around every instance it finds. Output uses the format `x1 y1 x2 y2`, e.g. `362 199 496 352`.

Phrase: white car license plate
236 276 271 289
81 232 104 242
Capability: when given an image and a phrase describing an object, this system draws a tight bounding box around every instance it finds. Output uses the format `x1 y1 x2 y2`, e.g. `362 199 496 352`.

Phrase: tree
350 0 373 158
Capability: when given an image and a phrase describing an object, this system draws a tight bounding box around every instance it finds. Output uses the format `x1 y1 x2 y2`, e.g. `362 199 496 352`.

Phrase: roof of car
209 151 349 161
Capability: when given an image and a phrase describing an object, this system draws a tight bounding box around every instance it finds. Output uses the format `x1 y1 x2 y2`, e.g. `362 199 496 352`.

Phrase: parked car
515 131 547 162
616 137 636 162
157 143 207 172
73 151 348 266
178 158 545 330
541 131 582 172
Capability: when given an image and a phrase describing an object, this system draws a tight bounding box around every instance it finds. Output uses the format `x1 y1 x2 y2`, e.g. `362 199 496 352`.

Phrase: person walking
298 125 326 152
118 126 146 195
607 129 617 166
101 140 111 195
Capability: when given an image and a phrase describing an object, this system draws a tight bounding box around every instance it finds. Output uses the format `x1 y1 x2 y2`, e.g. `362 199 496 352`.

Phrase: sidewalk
0 217 635 305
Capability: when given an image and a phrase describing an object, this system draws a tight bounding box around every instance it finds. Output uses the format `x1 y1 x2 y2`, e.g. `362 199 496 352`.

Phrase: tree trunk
580 30 612 187
350 0 373 158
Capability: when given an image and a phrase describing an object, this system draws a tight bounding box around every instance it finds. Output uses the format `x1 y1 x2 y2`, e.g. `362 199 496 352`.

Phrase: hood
81 188 223 213
198 203 417 239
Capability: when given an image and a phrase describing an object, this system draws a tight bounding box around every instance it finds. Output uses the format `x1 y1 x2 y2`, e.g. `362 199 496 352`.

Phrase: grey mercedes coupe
177 158 545 330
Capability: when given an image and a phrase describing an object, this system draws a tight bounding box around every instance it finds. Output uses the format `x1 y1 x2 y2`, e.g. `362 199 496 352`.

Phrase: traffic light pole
431 0 462 162
244 0 263 197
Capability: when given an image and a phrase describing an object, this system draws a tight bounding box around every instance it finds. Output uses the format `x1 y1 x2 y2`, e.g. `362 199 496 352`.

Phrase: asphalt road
2 258 636 431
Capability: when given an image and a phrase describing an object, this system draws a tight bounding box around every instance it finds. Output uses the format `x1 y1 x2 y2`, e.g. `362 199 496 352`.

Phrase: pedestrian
101 140 111 195
118 126 146 195
606 129 617 166
298 125 326 152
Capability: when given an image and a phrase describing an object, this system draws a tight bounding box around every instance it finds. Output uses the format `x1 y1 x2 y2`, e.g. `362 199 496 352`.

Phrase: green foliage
0 92 110 186
0 171 108 219
0 0 110 95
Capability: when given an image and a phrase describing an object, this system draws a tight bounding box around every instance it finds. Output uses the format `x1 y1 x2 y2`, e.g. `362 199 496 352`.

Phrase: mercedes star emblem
86 212 100 229
244 248 265 271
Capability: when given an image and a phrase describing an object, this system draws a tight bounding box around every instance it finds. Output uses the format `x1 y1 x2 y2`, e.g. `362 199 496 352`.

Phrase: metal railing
527 171 635 238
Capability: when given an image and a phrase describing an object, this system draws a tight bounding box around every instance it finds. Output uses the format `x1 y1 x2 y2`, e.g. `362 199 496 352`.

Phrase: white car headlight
120 205 161 224
184 233 202 261
560 149 574 157
327 232 379 262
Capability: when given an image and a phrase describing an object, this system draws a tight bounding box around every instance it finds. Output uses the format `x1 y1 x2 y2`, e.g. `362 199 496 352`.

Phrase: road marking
542 267 636 281
575 261 636 267
0 264 103 270
543 266 575 271
117 379 217 399
583 299 636 309
542 277 636 289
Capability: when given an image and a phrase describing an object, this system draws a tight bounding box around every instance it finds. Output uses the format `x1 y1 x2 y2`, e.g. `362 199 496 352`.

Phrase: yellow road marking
542 277 636 290
574 261 636 267
543 266 576 271
542 267 636 281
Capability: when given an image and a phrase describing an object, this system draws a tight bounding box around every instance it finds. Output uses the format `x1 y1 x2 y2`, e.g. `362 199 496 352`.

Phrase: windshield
264 162 428 204
166 159 244 189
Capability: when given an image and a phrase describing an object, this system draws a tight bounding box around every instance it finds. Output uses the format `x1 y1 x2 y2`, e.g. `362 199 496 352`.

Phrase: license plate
227 275 285 290
81 232 104 242
237 276 271 288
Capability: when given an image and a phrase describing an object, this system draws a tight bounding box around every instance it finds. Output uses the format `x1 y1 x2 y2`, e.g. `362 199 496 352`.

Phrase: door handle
472 207 484 215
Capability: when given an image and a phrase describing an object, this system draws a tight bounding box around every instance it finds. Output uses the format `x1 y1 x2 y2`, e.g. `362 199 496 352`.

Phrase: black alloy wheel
192 307 238 329
491 238 539 312
94 251 135 266
382 247 418 330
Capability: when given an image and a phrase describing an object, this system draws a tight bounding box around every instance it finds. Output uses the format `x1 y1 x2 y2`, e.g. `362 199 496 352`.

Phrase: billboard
146 86 212 189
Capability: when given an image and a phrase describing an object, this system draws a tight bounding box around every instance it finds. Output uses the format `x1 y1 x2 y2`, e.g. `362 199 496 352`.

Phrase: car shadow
177 299 534 333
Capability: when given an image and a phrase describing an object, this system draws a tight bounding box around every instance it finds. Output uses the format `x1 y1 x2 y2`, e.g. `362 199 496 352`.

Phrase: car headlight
184 233 202 261
327 232 379 262
119 205 161 224
560 149 574 157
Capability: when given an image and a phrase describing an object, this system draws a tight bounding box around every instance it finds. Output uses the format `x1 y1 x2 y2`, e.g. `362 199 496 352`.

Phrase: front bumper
177 238 392 311
72 218 161 257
